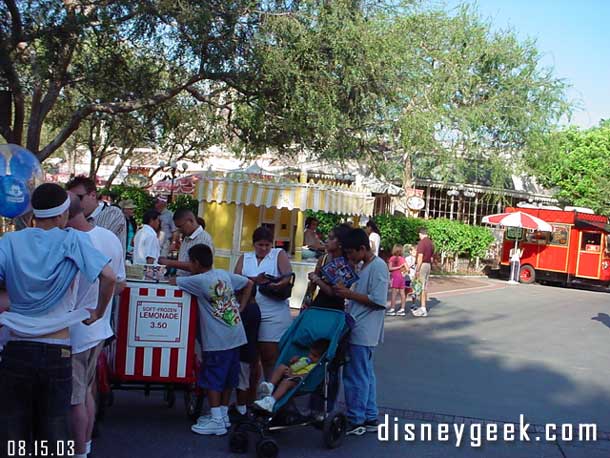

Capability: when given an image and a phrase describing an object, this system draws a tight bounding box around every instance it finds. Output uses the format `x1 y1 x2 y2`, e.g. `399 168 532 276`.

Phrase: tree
1 0 570 193
0 0 261 161
233 3 570 193
526 121 610 214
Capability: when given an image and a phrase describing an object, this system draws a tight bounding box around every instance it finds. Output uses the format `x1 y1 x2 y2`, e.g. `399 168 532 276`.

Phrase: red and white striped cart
104 281 203 419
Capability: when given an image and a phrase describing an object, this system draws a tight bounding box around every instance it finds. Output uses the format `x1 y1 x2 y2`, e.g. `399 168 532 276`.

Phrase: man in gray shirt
334 228 389 437
158 209 214 276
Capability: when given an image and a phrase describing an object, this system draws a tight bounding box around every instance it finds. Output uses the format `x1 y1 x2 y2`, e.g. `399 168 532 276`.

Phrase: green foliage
375 215 494 260
527 122 610 215
237 3 571 192
109 185 154 224
374 215 422 251
2 0 570 197
169 194 199 216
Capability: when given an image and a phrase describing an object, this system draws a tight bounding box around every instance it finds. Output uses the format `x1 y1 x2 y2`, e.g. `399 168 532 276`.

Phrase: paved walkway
94 279 610 457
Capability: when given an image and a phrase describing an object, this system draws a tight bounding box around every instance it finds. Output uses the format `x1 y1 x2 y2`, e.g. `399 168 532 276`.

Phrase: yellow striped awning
197 176 374 216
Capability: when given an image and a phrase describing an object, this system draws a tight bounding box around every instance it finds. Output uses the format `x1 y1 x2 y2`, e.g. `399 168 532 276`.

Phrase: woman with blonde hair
387 244 407 316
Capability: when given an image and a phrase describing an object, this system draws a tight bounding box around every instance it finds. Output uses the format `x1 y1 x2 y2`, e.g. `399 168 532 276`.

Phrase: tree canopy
526 120 610 214
1 0 571 192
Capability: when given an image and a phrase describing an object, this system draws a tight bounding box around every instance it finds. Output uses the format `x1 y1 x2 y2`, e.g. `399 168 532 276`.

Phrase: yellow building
196 169 375 307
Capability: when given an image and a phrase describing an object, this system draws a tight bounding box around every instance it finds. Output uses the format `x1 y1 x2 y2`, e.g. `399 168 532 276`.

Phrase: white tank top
242 248 288 311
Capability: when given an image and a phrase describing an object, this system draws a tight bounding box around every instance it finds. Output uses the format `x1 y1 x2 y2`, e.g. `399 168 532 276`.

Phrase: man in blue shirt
0 183 115 458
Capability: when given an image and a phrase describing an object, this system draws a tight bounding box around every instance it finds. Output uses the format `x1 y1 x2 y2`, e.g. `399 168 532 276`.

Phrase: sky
443 0 610 128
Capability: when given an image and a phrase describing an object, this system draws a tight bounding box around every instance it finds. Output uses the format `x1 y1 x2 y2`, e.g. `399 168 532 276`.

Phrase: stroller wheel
323 412 346 449
229 431 249 454
256 438 279 458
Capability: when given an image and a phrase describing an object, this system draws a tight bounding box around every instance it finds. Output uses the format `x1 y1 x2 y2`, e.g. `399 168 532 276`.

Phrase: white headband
33 196 70 218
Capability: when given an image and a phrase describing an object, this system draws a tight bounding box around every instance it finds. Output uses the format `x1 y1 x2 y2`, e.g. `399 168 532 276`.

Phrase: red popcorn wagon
102 281 203 419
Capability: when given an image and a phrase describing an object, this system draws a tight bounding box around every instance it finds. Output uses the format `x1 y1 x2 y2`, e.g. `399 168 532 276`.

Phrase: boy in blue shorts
174 244 254 435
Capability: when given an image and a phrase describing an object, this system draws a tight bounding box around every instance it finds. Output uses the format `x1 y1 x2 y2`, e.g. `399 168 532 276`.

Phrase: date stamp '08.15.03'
6 440 75 457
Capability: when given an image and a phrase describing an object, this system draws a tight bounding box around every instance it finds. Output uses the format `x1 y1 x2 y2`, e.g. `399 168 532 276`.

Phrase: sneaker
410 303 418 311
258 381 274 397
254 396 276 413
365 419 379 433
191 417 227 435
396 309 406 316
196 414 231 429
412 307 428 317
385 309 396 316
345 423 366 436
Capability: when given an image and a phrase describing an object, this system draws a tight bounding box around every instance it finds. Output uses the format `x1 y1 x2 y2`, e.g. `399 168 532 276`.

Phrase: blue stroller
229 307 352 458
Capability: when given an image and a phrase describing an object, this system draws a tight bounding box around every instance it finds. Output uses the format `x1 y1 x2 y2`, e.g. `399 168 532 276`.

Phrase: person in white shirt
66 193 126 458
159 209 214 276
133 210 161 264
66 176 127 256
365 220 381 256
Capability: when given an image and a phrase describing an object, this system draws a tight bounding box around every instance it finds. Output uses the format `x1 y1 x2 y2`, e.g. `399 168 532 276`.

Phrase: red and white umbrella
482 211 552 285
482 211 553 232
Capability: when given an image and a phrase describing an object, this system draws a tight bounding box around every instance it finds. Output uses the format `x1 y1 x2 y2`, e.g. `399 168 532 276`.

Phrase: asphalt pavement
93 278 610 458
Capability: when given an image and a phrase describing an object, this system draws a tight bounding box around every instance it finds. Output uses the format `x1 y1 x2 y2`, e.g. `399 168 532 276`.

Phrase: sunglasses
75 194 87 200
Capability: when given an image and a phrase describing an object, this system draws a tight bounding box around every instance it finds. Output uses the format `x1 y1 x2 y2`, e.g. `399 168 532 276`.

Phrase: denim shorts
199 348 240 392
0 341 72 456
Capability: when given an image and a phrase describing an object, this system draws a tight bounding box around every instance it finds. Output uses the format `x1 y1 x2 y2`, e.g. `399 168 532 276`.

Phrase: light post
159 160 188 202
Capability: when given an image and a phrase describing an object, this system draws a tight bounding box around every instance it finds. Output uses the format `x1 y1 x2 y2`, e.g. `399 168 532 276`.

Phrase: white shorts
237 362 251 391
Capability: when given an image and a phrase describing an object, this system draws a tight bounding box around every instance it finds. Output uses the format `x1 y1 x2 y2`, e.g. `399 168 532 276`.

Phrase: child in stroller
229 307 351 458
254 339 330 413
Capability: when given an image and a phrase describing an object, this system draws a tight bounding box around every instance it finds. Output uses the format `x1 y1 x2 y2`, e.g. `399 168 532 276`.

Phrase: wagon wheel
164 386 176 408
184 386 204 421
519 265 535 284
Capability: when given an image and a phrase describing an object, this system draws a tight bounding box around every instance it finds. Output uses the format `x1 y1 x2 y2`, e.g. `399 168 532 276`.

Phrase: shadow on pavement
379 289 610 433
591 313 610 329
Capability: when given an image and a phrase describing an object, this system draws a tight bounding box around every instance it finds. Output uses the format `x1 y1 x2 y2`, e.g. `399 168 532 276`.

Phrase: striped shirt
177 225 214 276
88 202 127 256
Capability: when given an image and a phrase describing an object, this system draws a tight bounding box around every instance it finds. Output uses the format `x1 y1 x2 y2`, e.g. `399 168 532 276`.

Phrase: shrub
169 194 199 216
110 185 155 224
374 215 494 261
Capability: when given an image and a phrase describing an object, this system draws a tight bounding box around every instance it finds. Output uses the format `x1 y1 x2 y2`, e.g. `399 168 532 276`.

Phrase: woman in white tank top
234 226 293 381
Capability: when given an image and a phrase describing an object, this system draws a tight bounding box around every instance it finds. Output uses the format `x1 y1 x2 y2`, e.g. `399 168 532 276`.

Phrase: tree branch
0 36 24 144
4 0 23 46
39 74 207 161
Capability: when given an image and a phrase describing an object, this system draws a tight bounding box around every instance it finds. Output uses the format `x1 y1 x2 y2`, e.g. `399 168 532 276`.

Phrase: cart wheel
164 388 176 408
184 388 204 422
256 438 278 458
229 431 249 454
323 412 346 449
519 265 535 284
